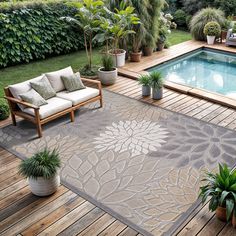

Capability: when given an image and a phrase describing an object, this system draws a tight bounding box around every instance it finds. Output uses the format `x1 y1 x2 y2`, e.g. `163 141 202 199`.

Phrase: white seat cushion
23 97 72 119
8 75 44 110
44 66 74 92
56 87 100 106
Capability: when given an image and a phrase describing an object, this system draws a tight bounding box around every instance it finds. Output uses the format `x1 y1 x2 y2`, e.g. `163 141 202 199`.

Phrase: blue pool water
148 49 236 99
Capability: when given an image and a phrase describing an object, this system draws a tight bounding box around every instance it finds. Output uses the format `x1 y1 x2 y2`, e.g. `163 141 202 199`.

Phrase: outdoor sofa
4 66 103 138
226 29 236 46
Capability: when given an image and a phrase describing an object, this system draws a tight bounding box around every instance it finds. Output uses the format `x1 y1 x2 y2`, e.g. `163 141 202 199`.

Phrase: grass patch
168 29 192 46
0 49 102 101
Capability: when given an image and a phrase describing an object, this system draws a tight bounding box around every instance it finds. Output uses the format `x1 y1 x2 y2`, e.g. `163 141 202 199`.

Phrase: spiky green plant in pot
150 71 164 100
199 164 236 222
19 148 61 196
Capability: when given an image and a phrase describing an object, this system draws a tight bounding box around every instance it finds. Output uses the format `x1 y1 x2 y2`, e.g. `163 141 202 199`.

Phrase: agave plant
19 148 61 179
199 164 236 221
190 8 225 41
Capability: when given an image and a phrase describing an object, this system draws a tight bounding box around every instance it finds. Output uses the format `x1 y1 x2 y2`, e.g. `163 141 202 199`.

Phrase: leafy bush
174 9 187 28
0 101 9 120
204 21 221 36
0 1 84 67
19 148 61 179
190 8 225 41
186 15 192 28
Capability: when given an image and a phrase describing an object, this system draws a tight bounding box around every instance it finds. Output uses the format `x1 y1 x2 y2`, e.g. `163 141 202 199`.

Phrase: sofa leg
100 97 103 108
36 123 42 138
11 113 16 126
70 110 75 122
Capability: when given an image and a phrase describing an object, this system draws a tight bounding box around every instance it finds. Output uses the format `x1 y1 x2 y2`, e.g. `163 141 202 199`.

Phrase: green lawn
168 29 192 46
0 30 191 102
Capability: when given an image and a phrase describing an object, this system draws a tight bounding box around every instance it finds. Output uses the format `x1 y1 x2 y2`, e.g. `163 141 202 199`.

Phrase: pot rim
108 49 126 55
130 51 142 55
98 67 118 72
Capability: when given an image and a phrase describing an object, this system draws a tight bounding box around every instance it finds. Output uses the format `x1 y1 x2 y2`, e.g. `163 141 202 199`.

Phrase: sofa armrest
81 78 102 94
4 96 39 110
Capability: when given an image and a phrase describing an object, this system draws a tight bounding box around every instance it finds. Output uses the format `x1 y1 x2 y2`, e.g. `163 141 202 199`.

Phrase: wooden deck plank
58 207 105 236
1 190 76 235
21 196 85 236
77 213 116 236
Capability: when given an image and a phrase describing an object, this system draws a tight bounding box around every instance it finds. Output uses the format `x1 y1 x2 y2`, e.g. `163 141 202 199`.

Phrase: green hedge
0 1 84 67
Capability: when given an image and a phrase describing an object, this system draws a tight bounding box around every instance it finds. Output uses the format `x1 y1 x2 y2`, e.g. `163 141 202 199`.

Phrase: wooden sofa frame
4 78 103 138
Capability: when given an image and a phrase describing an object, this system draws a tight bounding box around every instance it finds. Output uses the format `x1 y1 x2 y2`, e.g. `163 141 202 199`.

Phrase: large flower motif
93 120 169 156
150 122 236 169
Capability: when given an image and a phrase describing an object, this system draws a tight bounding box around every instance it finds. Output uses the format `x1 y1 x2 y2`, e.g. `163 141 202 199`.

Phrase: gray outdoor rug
1 90 236 236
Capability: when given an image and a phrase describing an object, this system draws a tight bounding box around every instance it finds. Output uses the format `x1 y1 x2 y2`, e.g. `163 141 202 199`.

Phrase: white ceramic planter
28 175 60 196
109 49 126 67
207 35 215 45
98 67 117 85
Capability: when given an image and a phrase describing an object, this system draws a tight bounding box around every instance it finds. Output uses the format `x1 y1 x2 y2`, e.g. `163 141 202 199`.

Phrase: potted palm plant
150 71 164 100
130 26 143 62
61 0 104 77
199 164 236 222
203 21 221 45
98 55 117 85
138 74 151 96
19 148 61 197
106 6 140 67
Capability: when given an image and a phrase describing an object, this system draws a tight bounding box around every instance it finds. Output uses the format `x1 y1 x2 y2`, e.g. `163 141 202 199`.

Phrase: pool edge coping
118 44 236 109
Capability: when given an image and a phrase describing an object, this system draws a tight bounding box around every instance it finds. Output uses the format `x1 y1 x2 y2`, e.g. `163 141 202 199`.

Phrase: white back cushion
9 75 44 110
45 66 74 92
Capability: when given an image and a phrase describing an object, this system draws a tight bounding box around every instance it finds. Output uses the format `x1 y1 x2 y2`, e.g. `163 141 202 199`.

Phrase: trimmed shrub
0 1 84 67
174 9 187 28
0 101 10 120
204 21 221 36
190 8 225 41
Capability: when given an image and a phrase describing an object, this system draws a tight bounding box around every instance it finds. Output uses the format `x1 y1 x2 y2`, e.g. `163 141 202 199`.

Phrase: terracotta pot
232 214 236 228
143 47 153 56
216 206 227 222
130 52 142 62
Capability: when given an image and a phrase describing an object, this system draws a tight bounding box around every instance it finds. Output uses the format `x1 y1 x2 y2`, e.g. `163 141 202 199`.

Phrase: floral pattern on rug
1 90 236 236
93 120 168 156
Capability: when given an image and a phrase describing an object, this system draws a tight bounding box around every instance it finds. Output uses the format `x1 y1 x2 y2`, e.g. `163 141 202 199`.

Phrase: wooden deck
1 40 236 235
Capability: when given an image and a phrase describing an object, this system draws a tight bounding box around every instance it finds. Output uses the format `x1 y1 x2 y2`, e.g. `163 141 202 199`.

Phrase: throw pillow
61 73 86 92
19 89 48 107
30 76 56 100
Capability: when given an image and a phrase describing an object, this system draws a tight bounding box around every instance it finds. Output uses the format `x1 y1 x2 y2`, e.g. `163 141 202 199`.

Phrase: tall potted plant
130 26 143 62
106 6 140 67
142 0 166 56
150 71 164 100
199 163 236 222
203 21 221 45
138 74 151 96
19 148 61 197
62 0 104 77
98 55 117 85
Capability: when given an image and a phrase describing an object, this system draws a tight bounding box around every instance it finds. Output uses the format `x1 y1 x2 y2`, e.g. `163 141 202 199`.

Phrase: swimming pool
148 49 236 99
